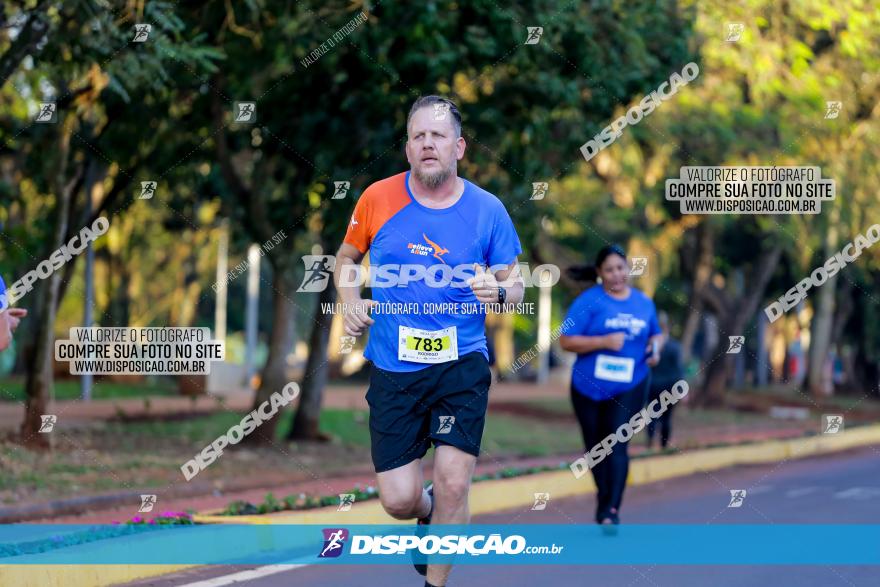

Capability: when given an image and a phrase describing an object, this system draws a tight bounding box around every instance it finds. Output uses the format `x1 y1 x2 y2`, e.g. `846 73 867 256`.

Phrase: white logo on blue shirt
604 313 647 338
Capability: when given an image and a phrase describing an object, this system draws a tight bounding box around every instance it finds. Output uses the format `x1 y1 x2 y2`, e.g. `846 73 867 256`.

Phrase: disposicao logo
319 528 349 558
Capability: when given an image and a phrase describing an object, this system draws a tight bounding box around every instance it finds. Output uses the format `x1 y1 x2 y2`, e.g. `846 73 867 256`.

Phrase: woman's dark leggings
570 377 649 522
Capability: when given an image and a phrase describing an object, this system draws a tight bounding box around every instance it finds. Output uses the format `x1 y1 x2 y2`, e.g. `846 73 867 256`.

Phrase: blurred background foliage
0 0 879 443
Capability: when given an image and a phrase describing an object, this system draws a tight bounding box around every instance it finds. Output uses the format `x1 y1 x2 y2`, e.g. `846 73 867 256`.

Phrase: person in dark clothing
646 311 684 449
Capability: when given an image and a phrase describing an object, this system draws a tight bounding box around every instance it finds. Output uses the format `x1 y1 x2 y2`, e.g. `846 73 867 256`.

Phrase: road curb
8 424 879 587
195 424 880 524
0 565 196 587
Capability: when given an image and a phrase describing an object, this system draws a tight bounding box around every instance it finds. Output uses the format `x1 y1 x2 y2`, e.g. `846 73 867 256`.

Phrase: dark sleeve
672 340 685 378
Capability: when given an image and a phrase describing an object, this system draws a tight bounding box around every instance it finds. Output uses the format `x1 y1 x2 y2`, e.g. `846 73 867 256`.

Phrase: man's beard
413 159 455 189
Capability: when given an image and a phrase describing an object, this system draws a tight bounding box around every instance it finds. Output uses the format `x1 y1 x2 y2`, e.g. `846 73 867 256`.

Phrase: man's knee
380 488 423 519
434 470 471 505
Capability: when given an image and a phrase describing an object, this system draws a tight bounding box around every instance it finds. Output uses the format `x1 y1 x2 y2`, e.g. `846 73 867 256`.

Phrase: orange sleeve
343 188 373 254
342 173 410 254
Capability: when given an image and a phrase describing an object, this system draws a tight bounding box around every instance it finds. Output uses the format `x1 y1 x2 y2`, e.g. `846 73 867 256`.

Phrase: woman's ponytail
566 264 598 282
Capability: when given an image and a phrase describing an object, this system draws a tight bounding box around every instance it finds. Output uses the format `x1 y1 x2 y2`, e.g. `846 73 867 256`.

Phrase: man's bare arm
335 243 365 303
335 243 376 336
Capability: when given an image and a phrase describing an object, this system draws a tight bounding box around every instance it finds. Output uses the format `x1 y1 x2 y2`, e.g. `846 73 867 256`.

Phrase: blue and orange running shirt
343 171 522 373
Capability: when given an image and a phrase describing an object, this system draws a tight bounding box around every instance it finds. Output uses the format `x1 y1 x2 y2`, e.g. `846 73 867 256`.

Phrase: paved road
120 445 880 587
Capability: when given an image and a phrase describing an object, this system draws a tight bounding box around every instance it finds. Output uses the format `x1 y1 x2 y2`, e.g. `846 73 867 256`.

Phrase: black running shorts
366 351 492 473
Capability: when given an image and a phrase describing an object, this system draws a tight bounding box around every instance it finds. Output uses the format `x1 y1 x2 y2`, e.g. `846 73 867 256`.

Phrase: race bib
398 325 458 364
594 354 635 383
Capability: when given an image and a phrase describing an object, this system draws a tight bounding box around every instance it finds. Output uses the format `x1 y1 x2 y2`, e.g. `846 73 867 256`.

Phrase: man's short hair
407 95 462 137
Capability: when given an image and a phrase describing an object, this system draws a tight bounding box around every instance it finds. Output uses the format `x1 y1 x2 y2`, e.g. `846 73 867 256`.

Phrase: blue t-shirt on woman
561 285 660 400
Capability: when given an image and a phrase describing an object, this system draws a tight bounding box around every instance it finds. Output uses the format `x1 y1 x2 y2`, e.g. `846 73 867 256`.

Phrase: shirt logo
604 314 647 338
408 233 450 264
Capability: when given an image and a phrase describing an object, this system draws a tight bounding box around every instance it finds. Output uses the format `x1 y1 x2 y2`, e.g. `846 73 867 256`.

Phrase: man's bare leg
377 458 432 520
426 444 477 586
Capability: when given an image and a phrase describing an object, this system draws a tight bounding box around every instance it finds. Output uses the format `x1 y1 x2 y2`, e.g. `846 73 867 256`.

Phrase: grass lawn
513 396 875 428
482 412 581 457
0 406 583 504
0 377 177 403
732 385 880 413
101 407 579 456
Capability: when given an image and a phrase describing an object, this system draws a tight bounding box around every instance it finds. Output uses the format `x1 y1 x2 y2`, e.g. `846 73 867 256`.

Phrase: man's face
406 106 466 189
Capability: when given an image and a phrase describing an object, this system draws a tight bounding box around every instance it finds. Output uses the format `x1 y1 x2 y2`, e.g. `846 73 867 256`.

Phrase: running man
335 95 523 587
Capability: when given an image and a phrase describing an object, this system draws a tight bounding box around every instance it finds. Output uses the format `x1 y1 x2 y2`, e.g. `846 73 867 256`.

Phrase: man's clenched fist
466 263 500 303
343 299 379 337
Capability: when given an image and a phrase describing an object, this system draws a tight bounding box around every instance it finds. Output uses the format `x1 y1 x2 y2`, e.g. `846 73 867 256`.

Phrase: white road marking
178 563 310 587
834 487 880 500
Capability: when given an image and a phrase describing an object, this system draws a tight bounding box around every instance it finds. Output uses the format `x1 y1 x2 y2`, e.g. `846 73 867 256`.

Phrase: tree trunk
700 344 731 407
830 290 854 392
853 343 878 397
697 245 782 406
242 267 297 446
807 203 840 397
20 277 57 449
108 250 130 327
681 222 713 363
287 282 336 441
21 117 78 448
173 233 201 327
